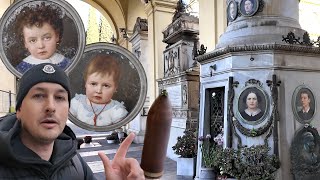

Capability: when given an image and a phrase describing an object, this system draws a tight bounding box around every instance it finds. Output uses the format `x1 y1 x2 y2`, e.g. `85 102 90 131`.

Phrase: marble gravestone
195 0 320 179
158 1 200 159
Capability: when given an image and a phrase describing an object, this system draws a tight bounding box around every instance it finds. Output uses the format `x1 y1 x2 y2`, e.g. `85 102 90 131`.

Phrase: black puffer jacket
0 113 96 180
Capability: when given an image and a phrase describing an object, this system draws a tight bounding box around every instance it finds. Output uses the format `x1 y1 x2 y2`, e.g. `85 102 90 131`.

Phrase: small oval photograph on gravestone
292 85 316 124
239 0 259 17
227 0 238 22
236 85 269 125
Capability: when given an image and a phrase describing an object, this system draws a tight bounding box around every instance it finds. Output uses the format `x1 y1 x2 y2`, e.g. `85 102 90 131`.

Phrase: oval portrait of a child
68 42 147 132
235 86 270 125
0 0 85 78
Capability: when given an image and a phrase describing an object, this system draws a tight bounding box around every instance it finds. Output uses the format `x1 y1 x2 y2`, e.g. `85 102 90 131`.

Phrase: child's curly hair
15 2 64 43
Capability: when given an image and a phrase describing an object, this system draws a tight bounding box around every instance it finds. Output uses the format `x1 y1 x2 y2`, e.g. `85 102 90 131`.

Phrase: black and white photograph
292 85 316 123
237 86 268 124
239 0 259 17
227 0 238 22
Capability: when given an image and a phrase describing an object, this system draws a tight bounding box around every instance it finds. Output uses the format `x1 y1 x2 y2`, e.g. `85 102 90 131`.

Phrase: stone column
144 0 177 103
128 17 149 143
217 0 302 48
198 0 227 51
159 0 200 160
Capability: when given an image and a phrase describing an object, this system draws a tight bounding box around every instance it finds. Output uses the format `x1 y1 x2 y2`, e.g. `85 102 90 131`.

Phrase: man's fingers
125 158 145 180
98 152 112 172
114 132 135 159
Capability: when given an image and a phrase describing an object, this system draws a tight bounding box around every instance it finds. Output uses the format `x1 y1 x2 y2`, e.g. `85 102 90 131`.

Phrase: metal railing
0 90 16 115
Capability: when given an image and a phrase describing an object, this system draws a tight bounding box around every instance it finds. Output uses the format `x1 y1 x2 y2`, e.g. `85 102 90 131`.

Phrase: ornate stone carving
133 17 148 34
301 32 313 46
257 0 265 13
196 43 320 62
197 44 207 55
164 48 180 77
282 31 320 47
314 37 320 47
291 125 320 180
282 32 301 45
232 78 276 140
245 79 262 87
182 84 188 105
158 71 199 86
192 40 198 59
162 14 199 44
172 109 188 118
134 49 141 58
233 116 273 137
172 0 188 22
119 28 128 39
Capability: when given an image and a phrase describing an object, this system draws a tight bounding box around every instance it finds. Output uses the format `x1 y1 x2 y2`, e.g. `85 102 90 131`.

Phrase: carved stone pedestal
159 4 200 159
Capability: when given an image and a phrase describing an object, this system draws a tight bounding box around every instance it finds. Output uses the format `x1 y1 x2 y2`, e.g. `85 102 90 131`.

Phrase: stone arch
83 0 126 41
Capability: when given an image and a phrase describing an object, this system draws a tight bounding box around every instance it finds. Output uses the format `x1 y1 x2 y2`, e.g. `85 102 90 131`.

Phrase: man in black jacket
0 63 144 180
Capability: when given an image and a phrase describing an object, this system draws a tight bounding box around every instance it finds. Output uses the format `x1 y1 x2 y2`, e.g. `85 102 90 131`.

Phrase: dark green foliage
201 142 280 180
172 129 197 158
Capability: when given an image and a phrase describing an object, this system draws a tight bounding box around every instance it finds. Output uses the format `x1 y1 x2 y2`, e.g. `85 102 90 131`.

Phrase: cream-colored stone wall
198 0 227 51
145 1 177 100
125 0 147 51
127 0 147 34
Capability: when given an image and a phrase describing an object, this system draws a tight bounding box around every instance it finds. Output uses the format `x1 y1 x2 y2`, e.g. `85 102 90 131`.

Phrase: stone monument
195 0 320 179
158 0 200 159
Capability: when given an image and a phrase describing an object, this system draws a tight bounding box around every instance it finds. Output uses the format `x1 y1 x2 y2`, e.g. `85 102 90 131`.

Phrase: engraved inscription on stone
166 85 182 107
171 119 187 128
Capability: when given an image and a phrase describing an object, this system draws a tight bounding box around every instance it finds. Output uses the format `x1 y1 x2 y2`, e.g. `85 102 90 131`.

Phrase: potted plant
83 136 92 144
106 133 118 144
172 128 197 177
116 128 125 140
199 127 280 180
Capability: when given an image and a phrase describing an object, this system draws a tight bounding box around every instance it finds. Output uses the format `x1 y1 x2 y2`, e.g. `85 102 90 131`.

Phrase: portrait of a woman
240 91 264 121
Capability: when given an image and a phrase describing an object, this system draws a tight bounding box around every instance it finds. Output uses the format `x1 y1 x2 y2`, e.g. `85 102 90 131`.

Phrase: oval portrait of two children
68 43 147 131
0 0 85 78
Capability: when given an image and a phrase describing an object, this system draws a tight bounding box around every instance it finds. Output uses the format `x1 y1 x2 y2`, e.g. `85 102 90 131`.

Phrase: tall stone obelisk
217 0 302 48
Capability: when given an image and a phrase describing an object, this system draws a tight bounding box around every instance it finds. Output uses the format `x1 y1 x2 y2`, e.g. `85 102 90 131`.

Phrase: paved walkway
68 121 193 180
